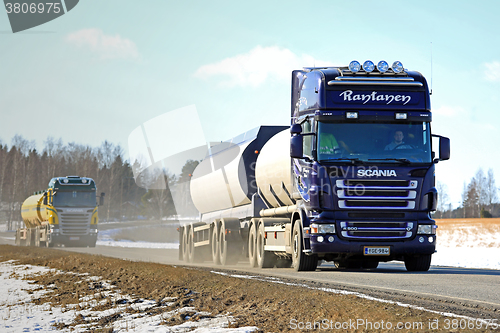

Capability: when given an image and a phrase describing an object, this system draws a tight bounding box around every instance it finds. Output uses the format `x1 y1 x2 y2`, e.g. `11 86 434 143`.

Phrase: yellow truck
16 176 104 247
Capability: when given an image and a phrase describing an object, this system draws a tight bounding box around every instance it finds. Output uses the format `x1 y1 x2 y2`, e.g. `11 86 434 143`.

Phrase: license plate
364 246 390 256
69 237 80 241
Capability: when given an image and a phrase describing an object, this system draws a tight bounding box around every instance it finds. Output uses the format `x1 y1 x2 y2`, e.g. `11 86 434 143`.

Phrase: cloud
194 46 335 87
66 28 139 60
484 61 500 82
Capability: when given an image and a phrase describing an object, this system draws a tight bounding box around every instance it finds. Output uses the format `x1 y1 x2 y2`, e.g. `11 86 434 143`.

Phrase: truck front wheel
292 222 317 271
404 254 432 272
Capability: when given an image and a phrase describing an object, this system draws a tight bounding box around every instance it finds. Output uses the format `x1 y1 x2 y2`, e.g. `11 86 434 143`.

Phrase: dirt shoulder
0 245 495 332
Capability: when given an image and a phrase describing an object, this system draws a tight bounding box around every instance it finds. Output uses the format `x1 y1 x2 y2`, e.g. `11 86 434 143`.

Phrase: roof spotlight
377 60 389 73
349 60 361 73
392 61 404 73
363 60 375 73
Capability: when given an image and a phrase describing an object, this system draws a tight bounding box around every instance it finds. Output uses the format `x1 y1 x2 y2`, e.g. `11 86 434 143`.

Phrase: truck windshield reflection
53 191 97 207
317 122 432 163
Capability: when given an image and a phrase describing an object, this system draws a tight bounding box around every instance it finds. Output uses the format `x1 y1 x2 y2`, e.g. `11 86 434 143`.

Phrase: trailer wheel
34 227 41 247
211 221 221 265
248 222 258 268
26 229 32 247
404 254 431 272
292 222 318 271
187 226 203 263
219 218 240 266
181 226 189 262
256 221 277 268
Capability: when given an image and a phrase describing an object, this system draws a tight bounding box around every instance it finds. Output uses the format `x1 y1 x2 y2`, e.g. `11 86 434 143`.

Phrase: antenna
430 42 433 95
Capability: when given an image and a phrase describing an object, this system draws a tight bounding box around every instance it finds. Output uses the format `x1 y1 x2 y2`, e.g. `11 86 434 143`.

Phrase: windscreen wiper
368 158 411 164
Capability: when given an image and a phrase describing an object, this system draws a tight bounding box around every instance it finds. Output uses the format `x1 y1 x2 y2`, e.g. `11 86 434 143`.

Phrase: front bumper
309 234 436 259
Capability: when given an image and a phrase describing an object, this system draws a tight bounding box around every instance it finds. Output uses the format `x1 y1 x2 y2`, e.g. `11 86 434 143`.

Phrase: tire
405 254 432 272
181 226 189 262
256 222 277 268
248 222 258 268
211 221 221 265
219 218 240 266
187 226 202 263
26 229 32 247
291 221 318 271
34 227 41 247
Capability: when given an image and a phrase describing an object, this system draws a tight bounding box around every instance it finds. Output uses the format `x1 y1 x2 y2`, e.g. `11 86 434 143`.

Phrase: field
435 218 500 248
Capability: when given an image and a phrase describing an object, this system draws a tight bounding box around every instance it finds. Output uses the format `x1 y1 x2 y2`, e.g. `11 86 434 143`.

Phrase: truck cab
290 60 450 271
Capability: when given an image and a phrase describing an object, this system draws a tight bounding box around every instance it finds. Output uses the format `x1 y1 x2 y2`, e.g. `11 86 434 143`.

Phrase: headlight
310 223 336 234
417 224 436 235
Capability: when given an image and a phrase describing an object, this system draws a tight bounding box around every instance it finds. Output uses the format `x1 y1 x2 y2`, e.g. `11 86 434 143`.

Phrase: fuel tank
190 126 290 214
20 193 47 229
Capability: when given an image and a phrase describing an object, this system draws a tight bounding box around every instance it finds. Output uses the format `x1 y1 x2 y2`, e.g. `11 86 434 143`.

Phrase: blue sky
1 0 500 207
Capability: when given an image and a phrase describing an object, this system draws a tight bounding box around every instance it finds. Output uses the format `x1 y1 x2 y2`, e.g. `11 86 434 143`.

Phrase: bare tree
436 181 449 218
485 168 498 208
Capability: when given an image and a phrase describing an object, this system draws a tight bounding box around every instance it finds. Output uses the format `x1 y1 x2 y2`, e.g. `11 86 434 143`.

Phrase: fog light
392 61 404 73
328 236 334 242
317 236 324 243
419 236 424 243
377 60 389 73
349 60 361 73
363 60 375 73
428 236 434 243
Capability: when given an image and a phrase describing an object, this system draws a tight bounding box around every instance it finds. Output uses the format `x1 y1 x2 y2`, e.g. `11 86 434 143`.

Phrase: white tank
190 126 289 214
255 129 294 208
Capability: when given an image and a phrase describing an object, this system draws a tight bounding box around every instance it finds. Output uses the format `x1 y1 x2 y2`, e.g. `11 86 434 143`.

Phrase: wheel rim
293 233 299 258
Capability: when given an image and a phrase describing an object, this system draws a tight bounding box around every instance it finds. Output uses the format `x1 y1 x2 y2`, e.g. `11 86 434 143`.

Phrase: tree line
0 135 199 230
435 168 499 218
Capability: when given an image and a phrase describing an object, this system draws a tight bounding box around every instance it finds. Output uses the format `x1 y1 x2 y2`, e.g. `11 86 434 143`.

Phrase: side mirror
99 192 105 206
439 136 450 161
290 134 304 158
290 124 302 134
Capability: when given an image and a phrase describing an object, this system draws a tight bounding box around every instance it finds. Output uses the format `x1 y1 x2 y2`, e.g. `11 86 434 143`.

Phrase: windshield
53 191 97 207
317 122 432 163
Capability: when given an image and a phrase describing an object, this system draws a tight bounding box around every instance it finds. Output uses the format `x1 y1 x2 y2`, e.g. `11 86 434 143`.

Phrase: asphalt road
2 221 499 318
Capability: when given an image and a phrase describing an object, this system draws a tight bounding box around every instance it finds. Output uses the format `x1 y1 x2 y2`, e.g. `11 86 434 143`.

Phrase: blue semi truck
180 60 450 272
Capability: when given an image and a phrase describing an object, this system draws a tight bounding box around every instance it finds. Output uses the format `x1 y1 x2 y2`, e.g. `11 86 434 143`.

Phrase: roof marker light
362 60 375 73
348 60 361 73
377 60 389 73
346 111 358 119
392 61 404 73
395 112 408 120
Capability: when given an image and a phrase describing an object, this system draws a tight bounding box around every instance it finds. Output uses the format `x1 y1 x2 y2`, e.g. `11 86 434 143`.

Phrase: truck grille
59 210 91 235
340 221 414 239
336 179 418 210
